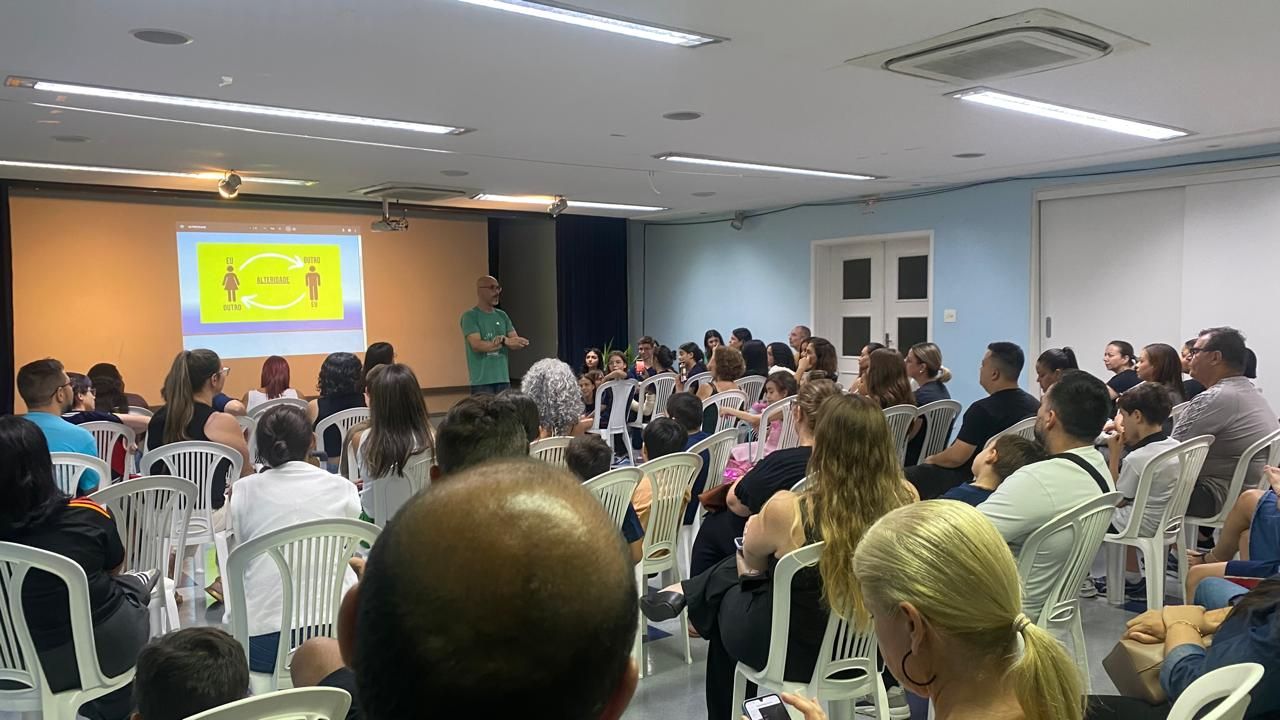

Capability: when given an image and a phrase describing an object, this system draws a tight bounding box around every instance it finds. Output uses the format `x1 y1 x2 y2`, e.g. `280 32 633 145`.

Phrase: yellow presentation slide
197 242 343 323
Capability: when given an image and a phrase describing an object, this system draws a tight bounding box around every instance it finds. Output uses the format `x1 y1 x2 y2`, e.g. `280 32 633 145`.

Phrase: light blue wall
630 144 1280 409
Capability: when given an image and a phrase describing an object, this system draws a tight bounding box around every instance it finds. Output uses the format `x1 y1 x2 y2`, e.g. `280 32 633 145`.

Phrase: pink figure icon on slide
305 265 321 307
223 265 240 302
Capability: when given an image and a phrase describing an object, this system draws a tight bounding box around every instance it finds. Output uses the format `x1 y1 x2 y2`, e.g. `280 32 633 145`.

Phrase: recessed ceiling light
663 111 702 121
952 152 985 159
440 169 470 177
473 193 666 212
0 159 315 186
951 87 1190 140
454 0 724 47
691 191 716 197
130 28 193 45
655 153 879 181
5 76 473 135
36 119 61 125
1206 144 1223 149
51 135 90 143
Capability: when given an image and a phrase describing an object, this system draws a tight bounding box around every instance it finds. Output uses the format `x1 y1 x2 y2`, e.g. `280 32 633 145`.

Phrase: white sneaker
887 686 910 719
1079 576 1099 598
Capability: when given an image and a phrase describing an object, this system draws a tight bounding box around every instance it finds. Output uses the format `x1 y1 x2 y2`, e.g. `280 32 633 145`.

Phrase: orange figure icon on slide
306 265 321 307
223 265 240 302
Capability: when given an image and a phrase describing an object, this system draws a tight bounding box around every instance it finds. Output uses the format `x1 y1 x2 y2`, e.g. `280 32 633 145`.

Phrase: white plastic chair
128 405 154 417
80 420 137 480
1167 662 1264 720
1016 491 1122 691
882 404 918 465
679 428 739 577
915 399 961 459
736 375 767 405
530 436 573 467
791 476 809 493
236 415 258 465
1185 428 1280 547
731 542 889 720
314 407 370 465
1104 436 1213 609
986 415 1038 449
363 452 433 527
584 467 644 530
753 396 799 463
683 371 712 392
588 379 639 465
629 372 679 430
248 396 312 419
185 686 353 720
90 476 196 636
704 390 749 434
139 441 244 606
636 452 703 676
226 518 380 694
0 542 137 719
1169 400 1191 423
49 452 110 496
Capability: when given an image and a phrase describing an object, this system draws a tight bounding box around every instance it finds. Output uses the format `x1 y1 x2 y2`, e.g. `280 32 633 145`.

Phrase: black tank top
147 402 230 509
315 392 366 460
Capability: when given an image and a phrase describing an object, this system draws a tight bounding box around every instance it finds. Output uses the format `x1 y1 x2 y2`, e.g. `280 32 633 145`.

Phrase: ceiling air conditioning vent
351 183 473 204
845 9 1146 84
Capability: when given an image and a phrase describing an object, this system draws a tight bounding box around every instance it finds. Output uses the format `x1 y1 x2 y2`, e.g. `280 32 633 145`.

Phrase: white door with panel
814 236 931 386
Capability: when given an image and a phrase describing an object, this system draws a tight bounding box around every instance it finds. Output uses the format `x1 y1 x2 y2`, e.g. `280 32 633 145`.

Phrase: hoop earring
900 649 936 687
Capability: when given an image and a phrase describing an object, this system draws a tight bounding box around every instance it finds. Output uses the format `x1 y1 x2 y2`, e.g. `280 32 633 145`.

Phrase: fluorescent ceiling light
6 76 472 135
654 153 878 180
474 193 666 212
455 0 722 47
951 88 1189 141
0 160 315 185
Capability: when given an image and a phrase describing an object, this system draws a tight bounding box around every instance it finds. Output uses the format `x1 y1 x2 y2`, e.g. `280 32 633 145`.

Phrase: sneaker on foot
1079 577 1099 598
886 686 910 720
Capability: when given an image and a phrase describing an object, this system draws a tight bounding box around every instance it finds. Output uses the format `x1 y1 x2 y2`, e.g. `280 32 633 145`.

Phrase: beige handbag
1102 638 1167 704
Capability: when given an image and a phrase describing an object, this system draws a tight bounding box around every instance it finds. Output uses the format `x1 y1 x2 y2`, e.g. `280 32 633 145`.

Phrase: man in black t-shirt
905 342 1041 499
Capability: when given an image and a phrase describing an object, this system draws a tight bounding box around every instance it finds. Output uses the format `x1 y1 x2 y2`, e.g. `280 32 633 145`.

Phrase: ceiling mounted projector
547 195 569 218
371 198 409 232
217 171 242 199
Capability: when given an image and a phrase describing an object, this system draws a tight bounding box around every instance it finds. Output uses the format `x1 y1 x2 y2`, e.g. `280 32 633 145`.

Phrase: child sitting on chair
721 372 799 483
941 434 1047 507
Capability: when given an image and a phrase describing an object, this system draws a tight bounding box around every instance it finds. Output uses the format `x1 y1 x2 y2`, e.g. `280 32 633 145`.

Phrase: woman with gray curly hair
520 358 590 437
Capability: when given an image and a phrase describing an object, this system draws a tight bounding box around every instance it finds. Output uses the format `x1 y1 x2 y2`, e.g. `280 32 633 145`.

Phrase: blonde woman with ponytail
854 501 1084 720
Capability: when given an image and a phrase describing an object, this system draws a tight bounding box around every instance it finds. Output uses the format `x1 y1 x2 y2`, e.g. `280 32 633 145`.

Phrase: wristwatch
497 335 506 347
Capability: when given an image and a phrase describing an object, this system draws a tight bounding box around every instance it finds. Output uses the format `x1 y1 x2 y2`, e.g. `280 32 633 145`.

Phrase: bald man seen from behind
291 458 639 720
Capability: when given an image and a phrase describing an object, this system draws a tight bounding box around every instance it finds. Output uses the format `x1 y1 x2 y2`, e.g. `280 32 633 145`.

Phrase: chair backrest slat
1018 492 1122 627
703 391 748 434
882 404 917 464
49 453 111 496
915 400 961 459
80 421 137 479
688 429 737 495
638 453 702 569
585 467 644 530
530 437 573 467
736 375 766 406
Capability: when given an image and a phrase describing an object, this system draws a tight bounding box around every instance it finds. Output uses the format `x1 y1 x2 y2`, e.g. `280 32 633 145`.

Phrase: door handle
1045 316 1052 338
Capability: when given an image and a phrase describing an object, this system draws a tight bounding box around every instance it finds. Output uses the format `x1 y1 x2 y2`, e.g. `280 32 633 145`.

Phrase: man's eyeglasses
219 367 232 376
1186 347 1215 357
51 380 72 398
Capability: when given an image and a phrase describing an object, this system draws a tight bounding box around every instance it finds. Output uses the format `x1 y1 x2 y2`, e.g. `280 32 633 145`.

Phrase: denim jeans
469 382 510 395
1193 576 1249 610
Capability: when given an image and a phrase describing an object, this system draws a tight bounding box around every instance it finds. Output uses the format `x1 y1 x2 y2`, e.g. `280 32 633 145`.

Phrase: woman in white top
228 404 361 674
244 355 300 411
349 363 435 521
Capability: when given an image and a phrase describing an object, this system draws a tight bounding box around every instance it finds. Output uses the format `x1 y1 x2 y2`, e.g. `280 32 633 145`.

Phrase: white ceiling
2 0 1280 220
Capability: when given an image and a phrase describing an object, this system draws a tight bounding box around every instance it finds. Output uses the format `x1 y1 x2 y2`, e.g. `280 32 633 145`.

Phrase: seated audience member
723 372 800 482
662 392 712 523
630 417 693 530
741 339 770 379
431 394 530 479
979 370 1112 614
88 361 149 409
601 349 629 382
795 337 838 383
906 342 1041 499
1089 577 1280 719
309 351 366 461
690 379 839 576
729 327 752 350
1035 346 1079 395
628 336 659 381
579 369 605 418
1180 339 1207 400
63 372 133 482
1135 343 1187 406
1185 465 1280 599
941 434 1047 507
696 345 746 405
289 459 643 720
1108 382 1179 538
566 434 644 564
244 355 300 411
904 342 953 465
498 389 541 443
231 405 361 673
132 627 250 720
1104 340 1141 400
860 347 915 408
677 342 707 385
641 394 916 720
788 324 811 357
519 358 587 437
855 501 1085 720
362 341 395 384
581 347 603 374
17 358 102 494
1175 327 1278 524
857 342 886 381
1 415 155 720
349 364 434 516
704 329 724 361
88 372 151 434
767 341 797 374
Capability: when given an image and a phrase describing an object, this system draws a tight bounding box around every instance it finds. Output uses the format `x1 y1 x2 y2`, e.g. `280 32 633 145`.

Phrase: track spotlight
217 171 242 199
730 211 746 231
548 195 569 218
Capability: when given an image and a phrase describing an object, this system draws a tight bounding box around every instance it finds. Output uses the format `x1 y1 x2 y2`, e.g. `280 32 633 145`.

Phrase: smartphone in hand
743 693 790 720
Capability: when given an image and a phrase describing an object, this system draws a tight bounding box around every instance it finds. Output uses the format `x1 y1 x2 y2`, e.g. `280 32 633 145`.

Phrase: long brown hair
801 394 914 624
364 363 434 478
1142 343 1186 403
161 349 222 444
865 348 915 409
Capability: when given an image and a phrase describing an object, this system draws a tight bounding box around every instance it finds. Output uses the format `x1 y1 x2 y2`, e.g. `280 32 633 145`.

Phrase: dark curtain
487 218 500 278
555 216 628 365
1 183 13 414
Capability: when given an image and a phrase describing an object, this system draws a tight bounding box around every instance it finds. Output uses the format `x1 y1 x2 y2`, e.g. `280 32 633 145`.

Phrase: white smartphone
743 693 789 720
